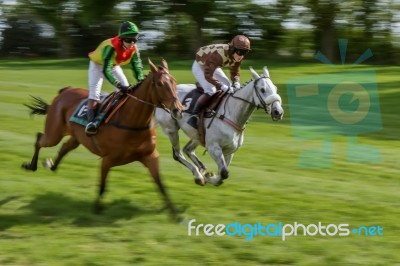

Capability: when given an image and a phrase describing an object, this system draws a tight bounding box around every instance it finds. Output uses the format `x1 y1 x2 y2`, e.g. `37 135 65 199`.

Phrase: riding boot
85 107 98 135
187 93 211 129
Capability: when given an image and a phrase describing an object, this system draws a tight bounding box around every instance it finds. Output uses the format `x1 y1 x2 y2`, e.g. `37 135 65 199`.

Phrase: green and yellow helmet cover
119 21 140 38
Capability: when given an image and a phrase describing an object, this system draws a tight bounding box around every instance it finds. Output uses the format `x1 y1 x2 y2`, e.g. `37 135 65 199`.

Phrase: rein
230 76 270 110
213 76 272 132
108 70 178 131
125 71 179 114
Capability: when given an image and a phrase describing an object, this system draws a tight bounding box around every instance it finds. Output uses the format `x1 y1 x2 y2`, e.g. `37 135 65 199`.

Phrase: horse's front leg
158 115 206 186
207 142 229 186
94 158 112 214
168 132 205 186
21 132 43 171
141 153 180 221
183 140 208 173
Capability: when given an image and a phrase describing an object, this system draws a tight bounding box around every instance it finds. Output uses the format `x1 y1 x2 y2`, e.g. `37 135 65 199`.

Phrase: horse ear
263 66 270 78
160 58 169 70
249 66 260 79
148 58 158 73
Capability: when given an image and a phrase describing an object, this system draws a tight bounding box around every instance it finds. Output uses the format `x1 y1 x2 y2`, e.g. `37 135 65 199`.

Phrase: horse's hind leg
43 137 80 171
22 129 67 171
141 154 179 221
167 129 205 186
21 132 43 171
22 104 67 171
183 140 207 173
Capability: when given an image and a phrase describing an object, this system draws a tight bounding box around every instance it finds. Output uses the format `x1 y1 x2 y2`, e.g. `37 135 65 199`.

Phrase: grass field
0 58 399 266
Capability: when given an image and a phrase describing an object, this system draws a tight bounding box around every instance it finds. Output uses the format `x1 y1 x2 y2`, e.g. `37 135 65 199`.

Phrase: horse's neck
122 80 155 125
223 82 255 127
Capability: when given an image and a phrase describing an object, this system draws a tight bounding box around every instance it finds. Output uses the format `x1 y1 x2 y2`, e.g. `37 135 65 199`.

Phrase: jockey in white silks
187 35 252 129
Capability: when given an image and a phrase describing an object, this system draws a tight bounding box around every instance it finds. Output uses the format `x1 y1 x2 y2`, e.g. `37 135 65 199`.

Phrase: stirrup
85 122 98 135
187 115 199 129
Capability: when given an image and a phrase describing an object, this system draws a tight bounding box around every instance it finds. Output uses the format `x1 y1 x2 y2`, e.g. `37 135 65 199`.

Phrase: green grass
0 58 399 266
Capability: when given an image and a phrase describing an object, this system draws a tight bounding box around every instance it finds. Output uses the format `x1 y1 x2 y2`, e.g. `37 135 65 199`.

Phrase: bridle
211 76 281 132
125 68 180 114
230 76 282 113
109 69 180 131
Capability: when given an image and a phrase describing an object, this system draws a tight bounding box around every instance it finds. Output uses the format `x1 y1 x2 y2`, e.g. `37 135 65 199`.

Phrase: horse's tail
24 95 49 116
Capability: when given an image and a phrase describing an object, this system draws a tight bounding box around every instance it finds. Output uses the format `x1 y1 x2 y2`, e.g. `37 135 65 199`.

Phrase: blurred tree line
0 0 399 64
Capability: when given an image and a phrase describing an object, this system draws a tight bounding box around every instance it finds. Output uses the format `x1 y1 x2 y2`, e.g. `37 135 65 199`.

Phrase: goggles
122 37 138 43
235 48 249 56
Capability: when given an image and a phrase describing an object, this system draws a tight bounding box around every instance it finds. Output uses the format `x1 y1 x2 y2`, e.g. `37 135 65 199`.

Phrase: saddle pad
182 88 203 114
69 98 106 127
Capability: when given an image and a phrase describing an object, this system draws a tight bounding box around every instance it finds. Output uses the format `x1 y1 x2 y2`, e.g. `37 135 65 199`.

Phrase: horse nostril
274 110 280 116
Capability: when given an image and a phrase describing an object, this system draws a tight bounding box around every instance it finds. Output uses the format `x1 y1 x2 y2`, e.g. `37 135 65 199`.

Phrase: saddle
69 92 128 128
183 83 226 146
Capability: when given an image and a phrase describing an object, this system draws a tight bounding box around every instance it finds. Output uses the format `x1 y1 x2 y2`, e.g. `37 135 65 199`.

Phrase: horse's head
148 58 183 119
249 66 284 121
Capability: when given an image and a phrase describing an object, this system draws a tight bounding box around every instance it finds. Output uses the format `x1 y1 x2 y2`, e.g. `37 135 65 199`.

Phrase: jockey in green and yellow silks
85 21 145 135
88 36 144 85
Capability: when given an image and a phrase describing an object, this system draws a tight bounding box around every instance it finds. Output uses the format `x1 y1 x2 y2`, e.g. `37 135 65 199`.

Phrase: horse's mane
130 78 145 91
241 79 254 88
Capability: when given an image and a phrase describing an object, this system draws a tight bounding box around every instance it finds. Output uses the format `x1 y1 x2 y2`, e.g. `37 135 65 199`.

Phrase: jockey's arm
101 45 119 86
130 49 145 82
204 58 224 89
230 61 241 83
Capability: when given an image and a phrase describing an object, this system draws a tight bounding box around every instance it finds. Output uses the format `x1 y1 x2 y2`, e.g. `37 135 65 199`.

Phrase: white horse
155 66 284 186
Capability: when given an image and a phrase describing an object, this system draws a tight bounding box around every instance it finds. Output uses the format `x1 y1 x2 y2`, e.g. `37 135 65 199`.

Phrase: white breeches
88 61 130 101
192 61 230 96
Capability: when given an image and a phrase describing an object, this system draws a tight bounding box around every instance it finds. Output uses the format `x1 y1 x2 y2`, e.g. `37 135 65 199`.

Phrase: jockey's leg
187 93 211 129
85 99 99 135
189 61 215 129
86 61 103 135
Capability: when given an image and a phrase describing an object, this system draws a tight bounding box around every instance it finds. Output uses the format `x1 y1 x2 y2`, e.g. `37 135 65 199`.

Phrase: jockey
85 21 145 135
187 35 251 129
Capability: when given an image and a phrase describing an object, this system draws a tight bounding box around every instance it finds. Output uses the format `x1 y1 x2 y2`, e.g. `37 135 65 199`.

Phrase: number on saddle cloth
69 92 120 127
182 87 203 114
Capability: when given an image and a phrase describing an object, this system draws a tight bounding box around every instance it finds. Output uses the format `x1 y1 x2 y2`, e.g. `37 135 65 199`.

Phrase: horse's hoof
204 172 215 178
204 174 224 186
221 168 229 180
93 204 104 214
169 209 182 222
215 179 224 186
42 158 54 170
21 162 36 171
194 178 206 186
199 168 208 175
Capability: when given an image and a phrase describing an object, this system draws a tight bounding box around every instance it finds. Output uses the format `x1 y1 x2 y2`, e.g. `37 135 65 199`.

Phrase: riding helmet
119 21 140 38
229 35 251 51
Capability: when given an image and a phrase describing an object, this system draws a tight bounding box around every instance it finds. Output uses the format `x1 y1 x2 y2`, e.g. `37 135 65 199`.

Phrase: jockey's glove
232 81 240 90
115 82 132 94
221 84 233 94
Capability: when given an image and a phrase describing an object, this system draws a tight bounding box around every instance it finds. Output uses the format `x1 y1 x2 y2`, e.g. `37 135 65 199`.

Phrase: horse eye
260 88 266 93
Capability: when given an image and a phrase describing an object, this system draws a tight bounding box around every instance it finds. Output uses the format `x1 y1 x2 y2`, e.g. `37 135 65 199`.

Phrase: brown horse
22 58 183 220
